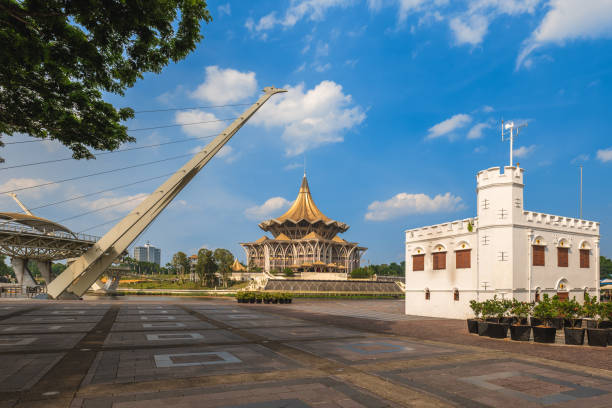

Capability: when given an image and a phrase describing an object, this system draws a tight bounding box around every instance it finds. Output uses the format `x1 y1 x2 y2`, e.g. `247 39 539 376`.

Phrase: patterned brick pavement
0 297 609 408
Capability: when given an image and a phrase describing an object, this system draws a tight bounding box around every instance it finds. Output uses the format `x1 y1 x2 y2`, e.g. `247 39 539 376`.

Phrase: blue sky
3 0 612 265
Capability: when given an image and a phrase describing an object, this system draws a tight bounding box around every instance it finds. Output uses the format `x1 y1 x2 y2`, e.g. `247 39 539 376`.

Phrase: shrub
558 297 582 328
510 300 532 323
469 300 482 319
533 294 555 327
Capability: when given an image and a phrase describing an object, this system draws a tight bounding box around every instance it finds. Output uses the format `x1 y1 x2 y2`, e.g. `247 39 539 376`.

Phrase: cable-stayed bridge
0 87 286 298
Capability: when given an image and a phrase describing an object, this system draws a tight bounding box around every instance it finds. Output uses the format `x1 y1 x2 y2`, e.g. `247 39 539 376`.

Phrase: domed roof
259 175 348 232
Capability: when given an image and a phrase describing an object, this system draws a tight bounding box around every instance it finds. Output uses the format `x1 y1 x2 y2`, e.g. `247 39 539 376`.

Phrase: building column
595 238 600 300
37 260 52 284
11 257 37 289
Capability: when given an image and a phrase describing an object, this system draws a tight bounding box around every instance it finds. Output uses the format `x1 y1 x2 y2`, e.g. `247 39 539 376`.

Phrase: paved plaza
0 298 610 407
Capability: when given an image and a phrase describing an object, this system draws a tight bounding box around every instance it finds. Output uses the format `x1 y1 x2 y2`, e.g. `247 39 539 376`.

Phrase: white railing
0 222 99 242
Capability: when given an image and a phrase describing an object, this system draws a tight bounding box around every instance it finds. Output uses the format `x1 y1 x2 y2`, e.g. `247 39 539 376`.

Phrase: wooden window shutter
580 249 590 268
412 254 425 271
455 249 471 269
532 245 545 266
557 247 568 267
433 252 446 270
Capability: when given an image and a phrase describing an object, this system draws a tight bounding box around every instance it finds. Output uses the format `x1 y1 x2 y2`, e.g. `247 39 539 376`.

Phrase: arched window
455 241 471 269
453 289 459 301
432 244 447 270
532 237 546 266
412 247 425 271
579 242 591 268
557 238 569 267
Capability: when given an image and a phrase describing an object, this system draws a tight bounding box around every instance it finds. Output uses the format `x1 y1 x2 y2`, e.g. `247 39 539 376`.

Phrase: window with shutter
532 245 545 266
455 249 471 269
580 249 590 268
412 254 425 271
557 247 568 267
433 252 446 270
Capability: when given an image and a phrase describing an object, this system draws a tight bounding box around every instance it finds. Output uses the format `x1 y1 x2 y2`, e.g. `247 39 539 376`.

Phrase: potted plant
560 297 585 345
286 293 293 304
487 297 509 339
605 302 612 346
477 299 492 336
279 293 286 304
255 292 263 304
550 295 565 330
247 292 256 304
236 291 245 303
271 293 279 304
467 300 482 334
509 300 532 341
584 293 598 328
532 294 557 343
586 302 608 347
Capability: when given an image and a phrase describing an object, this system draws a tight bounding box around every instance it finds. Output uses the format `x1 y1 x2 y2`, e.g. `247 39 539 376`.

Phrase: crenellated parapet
405 218 477 240
522 211 599 232
476 165 524 190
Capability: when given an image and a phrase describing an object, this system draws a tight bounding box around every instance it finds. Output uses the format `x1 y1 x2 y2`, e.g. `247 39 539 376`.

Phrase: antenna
580 165 583 219
501 120 528 166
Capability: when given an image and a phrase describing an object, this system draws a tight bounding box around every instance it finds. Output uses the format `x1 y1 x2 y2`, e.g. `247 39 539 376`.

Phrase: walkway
0 298 609 407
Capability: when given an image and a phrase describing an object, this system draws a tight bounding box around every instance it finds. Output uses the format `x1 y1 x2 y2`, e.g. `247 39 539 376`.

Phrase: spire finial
303 155 306 178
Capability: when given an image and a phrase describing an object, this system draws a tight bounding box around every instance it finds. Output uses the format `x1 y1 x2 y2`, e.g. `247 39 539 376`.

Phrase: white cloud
513 144 537 158
252 80 365 156
175 111 226 137
597 147 612 162
426 114 471 139
247 0 353 32
571 154 590 164
78 193 148 219
482 105 494 112
216 145 240 163
284 162 304 170
0 178 59 200
218 3 231 16
365 192 464 221
313 62 332 72
449 14 489 45
245 197 292 220
517 0 612 69
467 122 492 139
190 66 258 104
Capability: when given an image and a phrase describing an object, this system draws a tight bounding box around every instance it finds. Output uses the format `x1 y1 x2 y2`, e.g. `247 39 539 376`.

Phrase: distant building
133 242 161 266
405 165 600 319
241 174 366 279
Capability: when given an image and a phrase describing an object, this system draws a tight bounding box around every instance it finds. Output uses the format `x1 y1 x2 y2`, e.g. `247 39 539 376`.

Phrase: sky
2 0 612 266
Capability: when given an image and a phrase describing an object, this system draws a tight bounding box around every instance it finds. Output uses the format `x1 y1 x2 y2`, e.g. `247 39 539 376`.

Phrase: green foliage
213 248 234 288
582 293 598 319
196 248 217 287
469 299 482 319
557 297 583 328
510 299 532 321
283 267 294 277
467 221 473 232
601 256 612 279
0 255 14 278
350 267 373 279
1 0 212 160
532 294 556 326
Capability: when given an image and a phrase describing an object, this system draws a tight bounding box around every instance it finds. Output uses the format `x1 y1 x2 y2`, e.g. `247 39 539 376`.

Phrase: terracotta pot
510 325 531 341
533 326 556 343
563 327 585 345
587 328 608 347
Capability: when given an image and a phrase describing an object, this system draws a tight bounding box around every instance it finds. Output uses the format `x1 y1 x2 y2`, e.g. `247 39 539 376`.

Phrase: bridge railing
0 221 99 242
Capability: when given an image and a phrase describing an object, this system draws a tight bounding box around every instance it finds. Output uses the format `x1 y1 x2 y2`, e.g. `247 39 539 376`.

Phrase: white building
405 165 600 319
133 242 161 266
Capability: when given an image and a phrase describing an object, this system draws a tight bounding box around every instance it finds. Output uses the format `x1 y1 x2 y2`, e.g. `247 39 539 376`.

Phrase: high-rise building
133 242 161 265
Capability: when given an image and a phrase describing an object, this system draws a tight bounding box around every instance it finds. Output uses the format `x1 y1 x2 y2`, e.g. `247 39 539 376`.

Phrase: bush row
236 291 292 304
469 294 612 328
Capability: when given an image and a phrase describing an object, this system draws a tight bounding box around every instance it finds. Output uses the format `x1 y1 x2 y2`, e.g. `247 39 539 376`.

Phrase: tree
213 248 233 288
196 248 217 287
0 255 14 278
171 251 190 282
601 256 612 279
0 1 212 160
51 262 67 278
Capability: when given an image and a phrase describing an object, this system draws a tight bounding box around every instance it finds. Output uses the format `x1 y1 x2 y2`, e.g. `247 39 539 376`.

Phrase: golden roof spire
274 174 331 223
